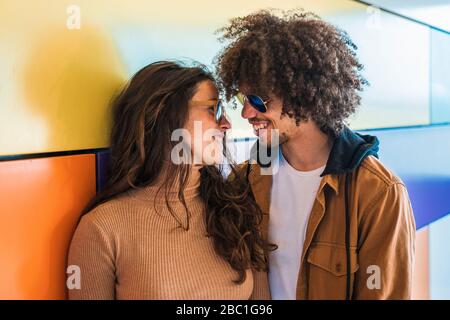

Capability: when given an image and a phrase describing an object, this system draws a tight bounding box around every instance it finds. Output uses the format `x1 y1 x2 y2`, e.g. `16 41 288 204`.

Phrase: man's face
239 88 301 147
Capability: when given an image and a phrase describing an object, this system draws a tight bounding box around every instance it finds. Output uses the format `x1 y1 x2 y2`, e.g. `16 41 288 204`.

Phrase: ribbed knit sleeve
250 269 271 300
68 213 116 300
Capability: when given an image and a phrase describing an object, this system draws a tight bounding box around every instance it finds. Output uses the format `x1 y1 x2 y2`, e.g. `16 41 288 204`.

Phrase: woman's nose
219 115 231 131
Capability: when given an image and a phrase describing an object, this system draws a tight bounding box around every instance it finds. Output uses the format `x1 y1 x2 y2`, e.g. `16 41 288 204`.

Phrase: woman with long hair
67 61 272 299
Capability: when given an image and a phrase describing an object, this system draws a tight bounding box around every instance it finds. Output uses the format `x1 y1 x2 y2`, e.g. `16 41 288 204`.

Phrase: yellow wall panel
0 21 126 155
0 0 431 153
0 0 360 156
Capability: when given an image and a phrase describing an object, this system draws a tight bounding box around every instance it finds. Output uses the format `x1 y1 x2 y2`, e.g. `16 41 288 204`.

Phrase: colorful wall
0 0 449 299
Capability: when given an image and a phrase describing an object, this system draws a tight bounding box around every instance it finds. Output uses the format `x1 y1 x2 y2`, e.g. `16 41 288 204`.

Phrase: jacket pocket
306 242 359 299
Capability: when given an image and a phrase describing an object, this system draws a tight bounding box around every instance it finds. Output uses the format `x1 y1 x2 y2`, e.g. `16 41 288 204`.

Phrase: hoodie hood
320 126 379 177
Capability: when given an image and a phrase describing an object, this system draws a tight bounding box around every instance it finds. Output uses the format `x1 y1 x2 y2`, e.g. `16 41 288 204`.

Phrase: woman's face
184 80 231 165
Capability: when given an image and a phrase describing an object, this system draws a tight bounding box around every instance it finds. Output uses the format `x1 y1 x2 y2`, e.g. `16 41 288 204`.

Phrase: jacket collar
248 126 379 197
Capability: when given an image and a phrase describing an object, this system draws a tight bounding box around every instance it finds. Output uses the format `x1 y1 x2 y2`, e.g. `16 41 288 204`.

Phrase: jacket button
335 263 342 273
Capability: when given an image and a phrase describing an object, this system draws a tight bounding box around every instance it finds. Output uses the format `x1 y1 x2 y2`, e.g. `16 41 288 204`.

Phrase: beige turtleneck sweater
67 167 269 300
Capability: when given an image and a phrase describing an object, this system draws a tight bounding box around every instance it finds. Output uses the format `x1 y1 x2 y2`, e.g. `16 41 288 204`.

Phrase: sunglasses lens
236 93 245 105
216 100 223 122
247 95 267 113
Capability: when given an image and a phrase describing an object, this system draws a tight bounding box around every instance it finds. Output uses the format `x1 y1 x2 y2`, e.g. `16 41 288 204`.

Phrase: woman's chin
203 153 224 166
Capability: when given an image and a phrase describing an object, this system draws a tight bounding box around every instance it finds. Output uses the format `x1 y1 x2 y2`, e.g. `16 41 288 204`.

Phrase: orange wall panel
0 154 96 299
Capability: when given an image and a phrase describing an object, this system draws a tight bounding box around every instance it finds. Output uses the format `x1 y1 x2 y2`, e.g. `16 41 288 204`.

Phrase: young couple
68 10 415 300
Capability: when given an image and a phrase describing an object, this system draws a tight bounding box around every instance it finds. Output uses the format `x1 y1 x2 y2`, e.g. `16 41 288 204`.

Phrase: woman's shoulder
80 192 138 229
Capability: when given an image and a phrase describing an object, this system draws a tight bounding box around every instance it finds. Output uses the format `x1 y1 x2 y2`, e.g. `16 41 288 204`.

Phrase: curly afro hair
215 9 368 137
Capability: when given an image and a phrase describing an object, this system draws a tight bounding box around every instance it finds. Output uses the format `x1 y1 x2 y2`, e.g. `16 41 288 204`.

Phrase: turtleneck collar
127 165 202 203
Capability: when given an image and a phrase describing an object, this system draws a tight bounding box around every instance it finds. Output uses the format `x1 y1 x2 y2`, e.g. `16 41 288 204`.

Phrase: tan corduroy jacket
246 127 416 300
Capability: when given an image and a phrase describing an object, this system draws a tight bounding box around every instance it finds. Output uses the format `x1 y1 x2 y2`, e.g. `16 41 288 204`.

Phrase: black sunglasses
236 93 269 113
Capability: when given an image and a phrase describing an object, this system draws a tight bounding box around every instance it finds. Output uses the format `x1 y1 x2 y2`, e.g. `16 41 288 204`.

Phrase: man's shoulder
355 155 411 213
358 155 404 188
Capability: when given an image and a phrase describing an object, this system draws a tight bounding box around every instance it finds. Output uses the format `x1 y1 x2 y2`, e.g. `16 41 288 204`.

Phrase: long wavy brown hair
82 60 273 283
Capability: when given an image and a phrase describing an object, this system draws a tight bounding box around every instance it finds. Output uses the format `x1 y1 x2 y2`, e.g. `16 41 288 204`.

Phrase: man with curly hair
217 10 415 300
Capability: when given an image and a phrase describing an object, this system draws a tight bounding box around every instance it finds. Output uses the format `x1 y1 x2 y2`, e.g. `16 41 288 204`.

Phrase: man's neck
280 125 334 172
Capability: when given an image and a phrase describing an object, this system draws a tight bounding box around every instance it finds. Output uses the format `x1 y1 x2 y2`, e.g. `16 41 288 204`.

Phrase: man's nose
241 101 258 119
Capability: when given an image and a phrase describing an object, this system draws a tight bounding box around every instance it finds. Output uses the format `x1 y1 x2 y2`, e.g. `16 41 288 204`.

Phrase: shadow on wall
20 25 127 152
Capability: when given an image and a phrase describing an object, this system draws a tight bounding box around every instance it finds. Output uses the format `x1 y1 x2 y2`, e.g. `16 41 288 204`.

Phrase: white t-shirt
268 151 325 300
